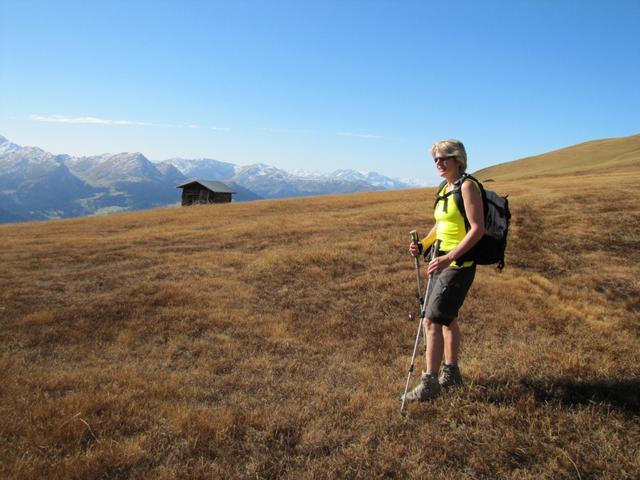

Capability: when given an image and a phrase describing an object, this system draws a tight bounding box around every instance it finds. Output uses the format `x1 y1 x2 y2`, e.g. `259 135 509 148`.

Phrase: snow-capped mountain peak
0 136 34 156
160 157 236 181
234 163 289 179
327 169 368 181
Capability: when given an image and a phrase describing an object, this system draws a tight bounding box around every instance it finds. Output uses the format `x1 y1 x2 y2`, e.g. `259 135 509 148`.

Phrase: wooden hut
177 180 236 206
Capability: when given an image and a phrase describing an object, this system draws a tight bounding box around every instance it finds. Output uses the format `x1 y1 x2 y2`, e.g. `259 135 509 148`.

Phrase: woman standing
403 139 485 402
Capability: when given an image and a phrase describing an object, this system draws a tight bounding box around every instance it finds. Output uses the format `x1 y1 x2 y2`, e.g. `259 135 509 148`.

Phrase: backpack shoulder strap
433 180 449 210
452 174 483 232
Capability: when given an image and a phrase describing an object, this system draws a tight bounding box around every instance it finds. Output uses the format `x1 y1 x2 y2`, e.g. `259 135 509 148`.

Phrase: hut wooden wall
181 187 232 205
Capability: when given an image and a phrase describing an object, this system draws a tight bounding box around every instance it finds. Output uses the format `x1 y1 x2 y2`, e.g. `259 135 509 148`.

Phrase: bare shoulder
461 178 481 195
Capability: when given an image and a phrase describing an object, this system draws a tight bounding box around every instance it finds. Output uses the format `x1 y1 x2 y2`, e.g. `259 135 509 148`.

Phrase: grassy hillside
1 135 639 479
474 133 640 181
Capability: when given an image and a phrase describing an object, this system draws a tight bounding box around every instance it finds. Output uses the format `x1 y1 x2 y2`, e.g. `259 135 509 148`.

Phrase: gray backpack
434 174 511 269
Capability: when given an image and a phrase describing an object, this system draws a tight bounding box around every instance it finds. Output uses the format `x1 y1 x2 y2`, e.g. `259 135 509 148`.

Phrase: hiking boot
439 364 463 388
402 372 441 402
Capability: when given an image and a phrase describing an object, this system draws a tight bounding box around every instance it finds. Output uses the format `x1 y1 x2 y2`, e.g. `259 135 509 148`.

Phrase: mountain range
0 135 413 223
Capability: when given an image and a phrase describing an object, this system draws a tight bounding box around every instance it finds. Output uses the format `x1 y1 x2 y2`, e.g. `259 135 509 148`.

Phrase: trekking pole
401 236 436 415
409 230 429 360
410 230 423 305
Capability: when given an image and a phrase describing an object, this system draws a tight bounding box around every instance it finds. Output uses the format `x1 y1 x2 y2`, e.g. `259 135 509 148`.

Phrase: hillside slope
0 136 638 479
474 133 640 181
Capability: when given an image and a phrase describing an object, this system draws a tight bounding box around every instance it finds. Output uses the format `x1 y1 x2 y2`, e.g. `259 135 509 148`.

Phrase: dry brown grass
1 136 639 479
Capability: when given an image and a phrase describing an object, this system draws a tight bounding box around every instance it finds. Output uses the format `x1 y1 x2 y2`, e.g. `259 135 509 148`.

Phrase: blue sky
1 0 638 185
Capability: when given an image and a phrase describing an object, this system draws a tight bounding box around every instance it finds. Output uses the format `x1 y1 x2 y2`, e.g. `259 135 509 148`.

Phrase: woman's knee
426 319 443 335
443 318 459 333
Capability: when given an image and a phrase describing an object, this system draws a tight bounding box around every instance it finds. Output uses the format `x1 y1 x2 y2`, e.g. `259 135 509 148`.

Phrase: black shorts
425 264 476 326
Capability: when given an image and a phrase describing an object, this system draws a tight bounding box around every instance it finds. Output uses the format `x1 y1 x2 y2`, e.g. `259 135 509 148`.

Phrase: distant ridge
0 135 412 223
474 133 640 181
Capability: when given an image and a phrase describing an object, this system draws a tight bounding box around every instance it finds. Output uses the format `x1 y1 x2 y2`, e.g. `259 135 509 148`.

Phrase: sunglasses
434 155 457 163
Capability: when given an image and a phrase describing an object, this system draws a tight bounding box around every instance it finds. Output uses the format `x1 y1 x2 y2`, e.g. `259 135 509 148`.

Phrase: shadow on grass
473 378 640 416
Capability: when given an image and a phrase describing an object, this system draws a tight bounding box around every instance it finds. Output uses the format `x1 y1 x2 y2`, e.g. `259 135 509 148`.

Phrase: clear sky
1 0 638 185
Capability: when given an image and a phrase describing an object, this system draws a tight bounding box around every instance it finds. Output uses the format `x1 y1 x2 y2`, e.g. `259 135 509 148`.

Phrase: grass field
1 135 639 479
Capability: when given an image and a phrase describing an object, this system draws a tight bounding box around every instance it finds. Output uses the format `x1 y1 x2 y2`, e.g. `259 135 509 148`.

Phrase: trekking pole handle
410 230 419 245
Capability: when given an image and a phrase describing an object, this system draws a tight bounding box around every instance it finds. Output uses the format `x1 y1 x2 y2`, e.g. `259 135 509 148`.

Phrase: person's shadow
472 378 639 415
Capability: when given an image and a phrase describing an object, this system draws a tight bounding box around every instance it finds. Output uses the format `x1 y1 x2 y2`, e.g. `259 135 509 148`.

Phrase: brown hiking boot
439 364 463 388
402 372 441 402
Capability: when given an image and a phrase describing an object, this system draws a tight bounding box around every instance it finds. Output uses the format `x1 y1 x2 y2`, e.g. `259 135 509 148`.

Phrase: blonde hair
431 139 467 174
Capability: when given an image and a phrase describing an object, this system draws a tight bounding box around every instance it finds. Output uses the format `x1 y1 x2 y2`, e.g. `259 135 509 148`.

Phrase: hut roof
176 179 236 194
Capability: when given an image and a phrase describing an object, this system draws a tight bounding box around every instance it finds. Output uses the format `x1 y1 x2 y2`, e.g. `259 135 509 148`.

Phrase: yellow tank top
434 180 478 267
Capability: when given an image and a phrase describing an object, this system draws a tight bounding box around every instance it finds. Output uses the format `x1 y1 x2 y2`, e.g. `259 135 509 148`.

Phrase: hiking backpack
434 174 511 270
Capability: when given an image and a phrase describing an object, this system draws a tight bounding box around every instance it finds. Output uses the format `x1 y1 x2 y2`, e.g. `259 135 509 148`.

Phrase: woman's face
434 155 459 178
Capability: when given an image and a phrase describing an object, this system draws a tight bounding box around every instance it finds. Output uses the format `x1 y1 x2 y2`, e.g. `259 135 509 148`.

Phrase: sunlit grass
1 136 639 478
